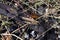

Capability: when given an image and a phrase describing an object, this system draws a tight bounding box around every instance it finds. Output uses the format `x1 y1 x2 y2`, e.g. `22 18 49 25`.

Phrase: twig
35 22 58 39
21 1 50 21
11 23 28 33
22 2 43 14
22 17 38 24
1 34 23 40
12 34 23 40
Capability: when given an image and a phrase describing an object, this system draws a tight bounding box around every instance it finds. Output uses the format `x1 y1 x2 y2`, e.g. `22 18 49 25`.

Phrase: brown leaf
30 13 39 19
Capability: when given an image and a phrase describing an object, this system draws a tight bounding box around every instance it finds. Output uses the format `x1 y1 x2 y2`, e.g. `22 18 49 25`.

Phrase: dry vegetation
0 0 60 40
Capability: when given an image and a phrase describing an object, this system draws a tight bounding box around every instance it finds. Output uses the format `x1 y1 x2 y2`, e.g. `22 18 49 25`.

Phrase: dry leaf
30 13 39 19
